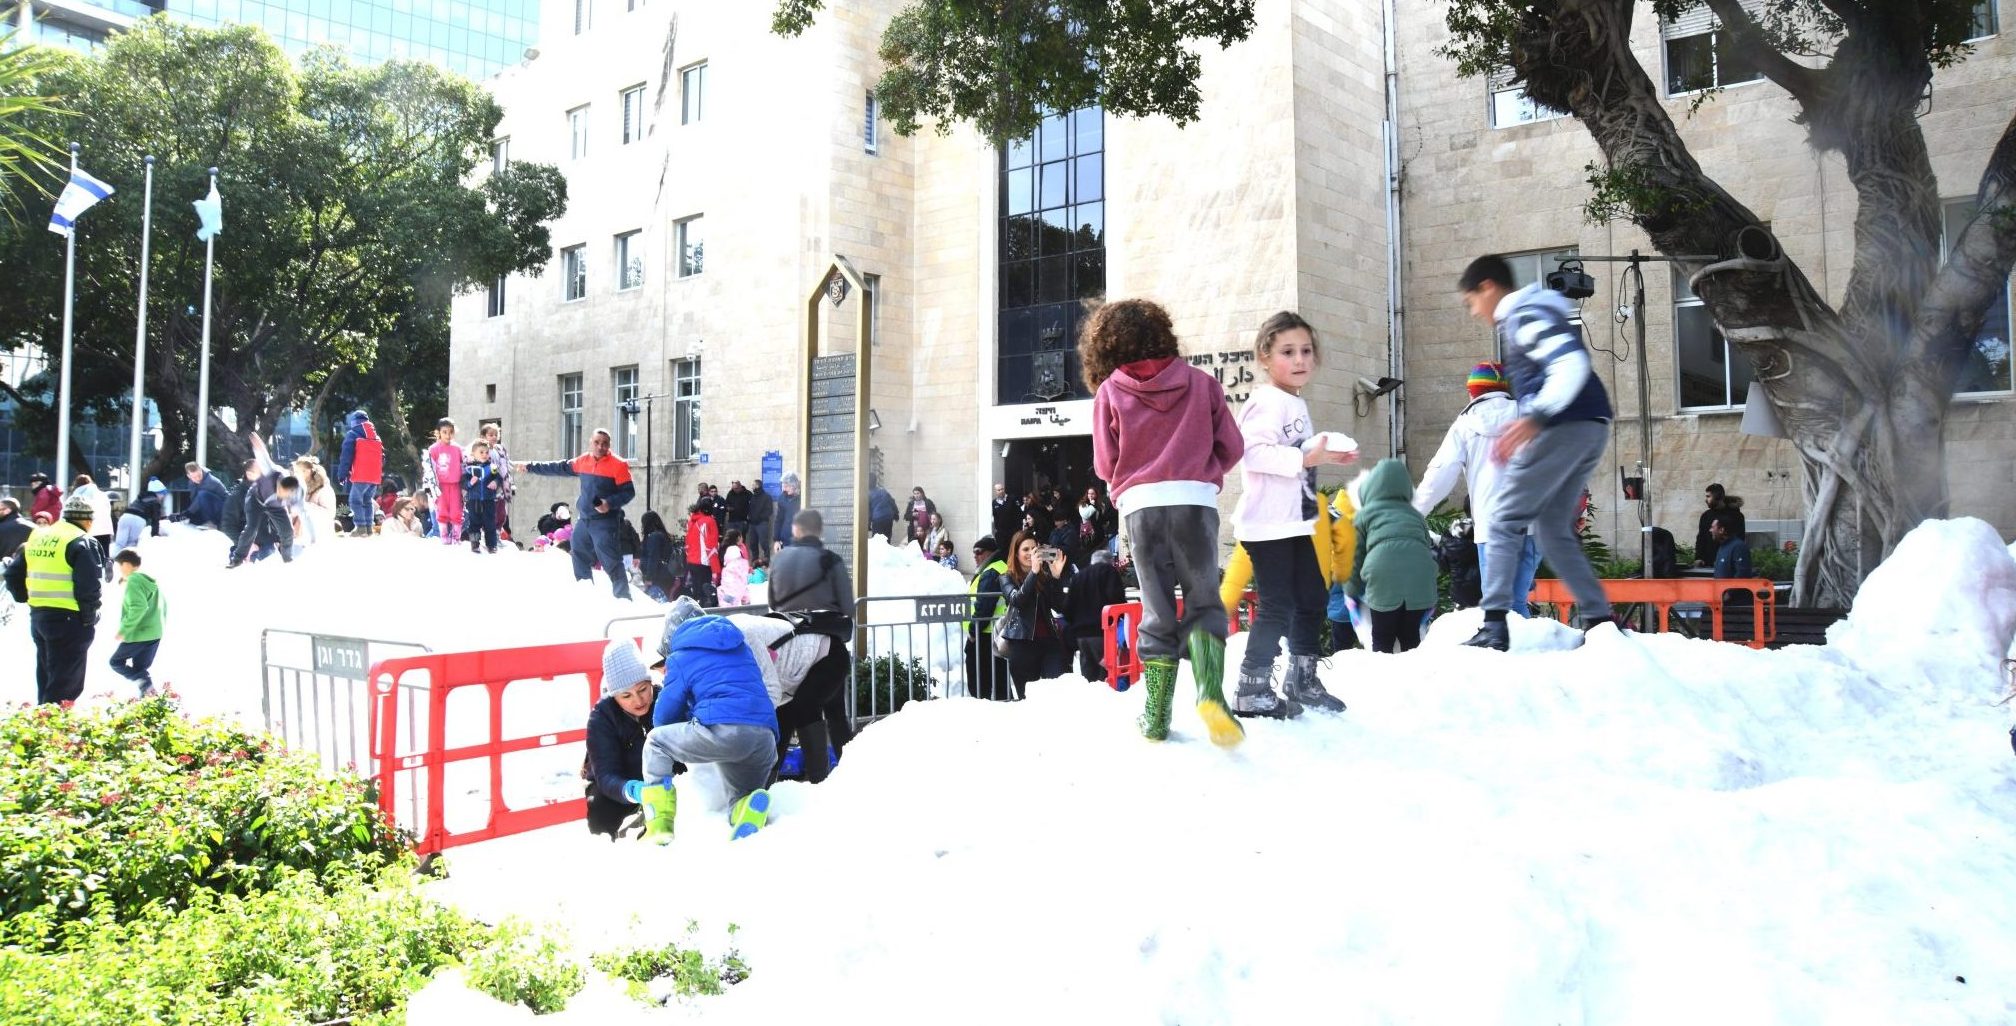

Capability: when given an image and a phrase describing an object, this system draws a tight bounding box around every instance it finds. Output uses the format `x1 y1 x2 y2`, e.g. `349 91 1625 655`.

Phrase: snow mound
1829 517 2016 689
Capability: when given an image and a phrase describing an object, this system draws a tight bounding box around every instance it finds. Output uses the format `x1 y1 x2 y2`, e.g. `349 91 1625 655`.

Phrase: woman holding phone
996 530 1073 697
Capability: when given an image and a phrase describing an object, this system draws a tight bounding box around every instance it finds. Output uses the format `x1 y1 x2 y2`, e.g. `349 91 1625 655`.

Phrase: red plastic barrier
369 639 613 855
1100 593 1248 690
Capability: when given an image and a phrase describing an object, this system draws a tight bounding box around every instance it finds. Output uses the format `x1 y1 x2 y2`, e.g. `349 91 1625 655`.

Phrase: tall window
1663 3 1764 95
864 273 880 347
1942 198 2015 394
676 216 704 277
681 63 706 124
864 91 878 153
1969 0 2000 38
491 137 509 173
486 275 507 317
673 357 701 460
1674 267 1754 409
614 230 643 290
620 85 645 145
612 366 640 458
573 0 590 34
561 245 587 301
997 106 1103 405
567 105 590 160
1487 66 1566 128
559 374 584 455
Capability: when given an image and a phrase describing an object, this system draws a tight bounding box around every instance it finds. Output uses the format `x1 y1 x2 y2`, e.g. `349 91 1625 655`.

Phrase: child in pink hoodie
423 418 466 545
1085 298 1246 747
1230 312 1357 718
718 530 751 606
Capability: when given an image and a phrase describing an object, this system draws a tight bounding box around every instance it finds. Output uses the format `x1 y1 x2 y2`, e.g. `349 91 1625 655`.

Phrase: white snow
8 518 2016 1024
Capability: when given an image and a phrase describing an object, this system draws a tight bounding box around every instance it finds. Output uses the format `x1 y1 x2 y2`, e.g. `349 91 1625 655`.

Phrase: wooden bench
1726 604 1847 648
1529 577 1778 648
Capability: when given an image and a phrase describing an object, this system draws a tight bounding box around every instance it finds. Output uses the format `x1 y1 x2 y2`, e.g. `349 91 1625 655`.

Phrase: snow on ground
8 518 2016 1024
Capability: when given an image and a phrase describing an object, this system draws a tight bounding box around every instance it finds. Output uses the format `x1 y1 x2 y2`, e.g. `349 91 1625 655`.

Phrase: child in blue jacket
626 615 779 842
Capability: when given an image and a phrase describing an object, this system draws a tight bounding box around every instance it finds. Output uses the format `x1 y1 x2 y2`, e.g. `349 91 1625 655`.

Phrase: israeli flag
47 167 115 236
193 181 223 241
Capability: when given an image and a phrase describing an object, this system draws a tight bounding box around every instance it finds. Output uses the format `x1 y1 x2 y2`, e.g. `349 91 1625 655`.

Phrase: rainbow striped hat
1467 362 1510 397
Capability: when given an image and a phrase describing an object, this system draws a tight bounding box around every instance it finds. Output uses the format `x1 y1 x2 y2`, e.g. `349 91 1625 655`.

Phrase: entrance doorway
1001 435 1096 505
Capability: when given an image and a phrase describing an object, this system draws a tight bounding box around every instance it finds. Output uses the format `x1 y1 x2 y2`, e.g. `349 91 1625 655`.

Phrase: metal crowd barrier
259 629 432 775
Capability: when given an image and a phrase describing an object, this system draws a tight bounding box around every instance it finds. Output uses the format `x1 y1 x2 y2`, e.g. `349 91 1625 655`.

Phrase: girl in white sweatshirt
1230 312 1357 717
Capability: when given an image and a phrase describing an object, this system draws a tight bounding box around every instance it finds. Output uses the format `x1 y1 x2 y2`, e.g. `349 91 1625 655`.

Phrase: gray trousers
644 721 778 809
1125 505 1228 661
1483 418 1613 619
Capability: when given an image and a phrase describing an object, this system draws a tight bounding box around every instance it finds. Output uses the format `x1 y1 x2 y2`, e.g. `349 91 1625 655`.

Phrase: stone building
450 0 2014 566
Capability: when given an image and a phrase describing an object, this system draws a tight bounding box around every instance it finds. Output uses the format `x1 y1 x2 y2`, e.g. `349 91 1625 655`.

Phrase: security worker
4 495 104 704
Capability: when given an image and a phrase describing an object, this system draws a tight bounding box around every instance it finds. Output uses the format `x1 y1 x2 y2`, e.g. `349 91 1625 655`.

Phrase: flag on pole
47 167 115 236
193 181 223 241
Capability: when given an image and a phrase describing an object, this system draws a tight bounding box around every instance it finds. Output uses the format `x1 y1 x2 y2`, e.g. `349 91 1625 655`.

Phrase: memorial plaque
812 376 854 398
811 394 852 415
811 432 853 453
811 413 855 435
812 354 856 378
808 449 854 471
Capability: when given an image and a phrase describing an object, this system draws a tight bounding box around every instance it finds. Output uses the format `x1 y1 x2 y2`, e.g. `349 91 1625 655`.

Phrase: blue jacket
1497 284 1614 426
867 487 898 525
525 452 636 522
187 471 229 526
1713 537 1754 579
462 462 500 508
650 616 780 736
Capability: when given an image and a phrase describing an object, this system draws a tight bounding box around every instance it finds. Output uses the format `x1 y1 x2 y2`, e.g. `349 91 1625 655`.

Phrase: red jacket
685 512 720 572
30 485 63 524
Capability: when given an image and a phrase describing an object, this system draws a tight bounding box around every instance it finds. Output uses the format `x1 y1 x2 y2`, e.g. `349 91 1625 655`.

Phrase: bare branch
1700 0 1824 105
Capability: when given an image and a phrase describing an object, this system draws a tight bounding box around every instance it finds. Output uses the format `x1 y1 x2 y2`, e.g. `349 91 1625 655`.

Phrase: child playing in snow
422 418 465 545
108 548 165 698
1083 298 1247 746
1231 312 1357 718
1346 459 1439 653
462 438 503 553
718 529 751 606
624 615 778 842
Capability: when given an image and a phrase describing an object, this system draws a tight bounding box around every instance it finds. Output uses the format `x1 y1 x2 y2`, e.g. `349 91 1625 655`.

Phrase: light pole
621 391 672 512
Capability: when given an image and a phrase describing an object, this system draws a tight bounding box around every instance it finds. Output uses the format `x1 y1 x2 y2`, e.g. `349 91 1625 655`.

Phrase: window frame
672 357 701 460
619 84 645 145
612 365 641 458
486 274 507 318
614 230 643 291
559 373 585 456
560 244 587 302
490 137 509 174
1660 21 1766 97
1485 66 1567 129
864 273 880 347
864 90 878 153
1968 0 2000 40
1671 266 1754 412
680 62 706 125
567 104 590 160
675 215 704 278
573 0 590 35
1940 196 2016 397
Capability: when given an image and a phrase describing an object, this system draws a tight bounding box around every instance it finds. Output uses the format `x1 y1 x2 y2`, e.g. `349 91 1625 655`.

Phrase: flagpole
55 141 78 492
195 166 217 469
127 154 155 500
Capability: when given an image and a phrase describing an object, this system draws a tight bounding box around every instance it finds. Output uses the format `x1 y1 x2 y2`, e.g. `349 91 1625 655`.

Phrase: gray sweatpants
1125 504 1228 661
644 721 778 809
1482 418 1613 620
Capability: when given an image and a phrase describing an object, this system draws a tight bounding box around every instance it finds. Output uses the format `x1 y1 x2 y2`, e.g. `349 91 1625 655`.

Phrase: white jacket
1411 392 1520 536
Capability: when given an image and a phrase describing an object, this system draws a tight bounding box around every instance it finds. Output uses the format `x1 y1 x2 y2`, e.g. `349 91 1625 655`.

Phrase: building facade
451 0 2015 566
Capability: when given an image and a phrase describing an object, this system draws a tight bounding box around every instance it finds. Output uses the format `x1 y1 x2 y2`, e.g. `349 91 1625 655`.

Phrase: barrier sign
312 635 370 680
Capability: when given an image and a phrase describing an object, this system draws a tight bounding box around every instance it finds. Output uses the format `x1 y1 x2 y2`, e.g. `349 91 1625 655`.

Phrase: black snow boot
1461 620 1510 651
1281 654 1345 713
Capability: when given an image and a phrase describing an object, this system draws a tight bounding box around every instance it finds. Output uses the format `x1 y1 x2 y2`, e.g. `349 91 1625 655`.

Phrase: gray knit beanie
601 639 651 698
655 596 708 666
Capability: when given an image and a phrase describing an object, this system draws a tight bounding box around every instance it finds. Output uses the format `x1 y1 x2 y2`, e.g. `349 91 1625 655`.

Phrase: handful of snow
1299 430 1357 455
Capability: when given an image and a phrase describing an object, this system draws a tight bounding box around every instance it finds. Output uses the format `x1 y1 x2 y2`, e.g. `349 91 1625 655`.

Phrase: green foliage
855 655 935 717
0 697 405 934
1752 542 1797 582
0 34 73 220
1583 159 1708 228
773 1 1256 142
465 920 587 1015
592 924 752 1004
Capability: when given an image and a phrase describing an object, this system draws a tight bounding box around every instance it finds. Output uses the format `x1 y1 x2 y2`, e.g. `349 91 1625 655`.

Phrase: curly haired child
1083 298 1246 746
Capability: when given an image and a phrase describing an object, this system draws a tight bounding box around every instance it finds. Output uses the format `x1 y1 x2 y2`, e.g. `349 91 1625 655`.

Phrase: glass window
1941 198 2015 394
672 357 701 460
1487 65 1567 128
864 91 878 153
681 62 706 125
486 274 506 317
676 216 704 277
568 104 589 160
1673 267 1754 409
1970 0 1999 39
612 366 640 458
561 244 587 301
996 106 1103 405
491 137 508 174
559 374 584 455
620 84 645 145
1662 21 1762 94
614 230 643 290
574 0 590 34
864 273 880 346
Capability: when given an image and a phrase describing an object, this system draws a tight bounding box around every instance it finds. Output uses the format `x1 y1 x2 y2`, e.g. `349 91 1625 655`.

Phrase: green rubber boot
1139 658 1177 742
640 781 678 845
1187 632 1245 749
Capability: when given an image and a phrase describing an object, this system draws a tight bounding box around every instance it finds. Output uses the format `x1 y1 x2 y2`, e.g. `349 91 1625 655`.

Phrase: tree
770 0 1256 141
1436 1 2016 606
0 21 566 482
0 32 68 219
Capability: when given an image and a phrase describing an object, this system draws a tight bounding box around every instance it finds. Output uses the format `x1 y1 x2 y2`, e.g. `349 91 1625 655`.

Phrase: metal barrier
602 606 769 643
368 640 608 856
1529 577 1777 648
850 593 1013 725
259 629 432 777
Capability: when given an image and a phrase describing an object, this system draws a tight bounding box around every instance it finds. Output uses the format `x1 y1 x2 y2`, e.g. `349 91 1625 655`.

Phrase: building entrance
1001 435 1096 507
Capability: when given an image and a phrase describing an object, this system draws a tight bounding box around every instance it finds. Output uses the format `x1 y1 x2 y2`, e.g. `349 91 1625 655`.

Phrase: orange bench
1528 577 1777 648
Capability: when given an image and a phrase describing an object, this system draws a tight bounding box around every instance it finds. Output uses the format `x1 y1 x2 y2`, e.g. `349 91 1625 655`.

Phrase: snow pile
861 534 973 697
1829 517 2016 686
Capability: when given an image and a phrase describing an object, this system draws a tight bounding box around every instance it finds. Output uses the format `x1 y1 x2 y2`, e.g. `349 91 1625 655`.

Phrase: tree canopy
0 20 566 478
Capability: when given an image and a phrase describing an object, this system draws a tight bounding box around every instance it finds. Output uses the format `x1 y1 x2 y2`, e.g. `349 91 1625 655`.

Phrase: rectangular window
559 374 584 455
573 0 590 34
620 84 645 145
1491 248 1582 362
1674 268 1755 409
486 274 507 317
490 137 509 173
676 216 704 277
1662 3 1764 95
612 366 640 458
864 273 880 347
1941 198 2015 394
561 244 586 301
567 104 589 160
614 230 643 290
996 106 1104 405
680 62 706 125
1970 0 1999 39
864 91 878 153
1487 65 1567 128
672 357 701 460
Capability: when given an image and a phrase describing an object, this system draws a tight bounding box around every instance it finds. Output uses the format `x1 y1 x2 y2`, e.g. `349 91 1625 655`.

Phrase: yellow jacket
1220 490 1358 614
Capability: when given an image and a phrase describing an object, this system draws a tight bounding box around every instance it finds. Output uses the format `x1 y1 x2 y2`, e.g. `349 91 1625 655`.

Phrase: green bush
0 697 405 933
853 655 935 717
593 924 751 1003
1753 543 1797 582
466 921 587 1015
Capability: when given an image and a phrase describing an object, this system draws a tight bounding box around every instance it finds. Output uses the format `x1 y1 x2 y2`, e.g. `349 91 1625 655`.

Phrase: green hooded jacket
1348 459 1439 612
119 570 165 643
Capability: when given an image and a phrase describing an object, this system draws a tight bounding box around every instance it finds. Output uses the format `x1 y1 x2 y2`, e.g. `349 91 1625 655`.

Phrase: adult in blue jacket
181 462 230 528
515 429 636 598
639 615 778 840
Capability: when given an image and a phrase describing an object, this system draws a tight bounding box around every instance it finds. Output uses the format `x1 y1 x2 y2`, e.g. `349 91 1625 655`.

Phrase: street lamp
621 391 672 512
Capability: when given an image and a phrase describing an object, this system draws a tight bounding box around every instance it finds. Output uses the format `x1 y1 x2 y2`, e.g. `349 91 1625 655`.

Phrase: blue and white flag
193 181 223 241
47 167 115 236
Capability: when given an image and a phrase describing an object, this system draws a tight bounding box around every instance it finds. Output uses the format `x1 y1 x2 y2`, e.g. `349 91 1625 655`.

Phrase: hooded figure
1347 459 1439 652
338 410 385 537
641 615 780 840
